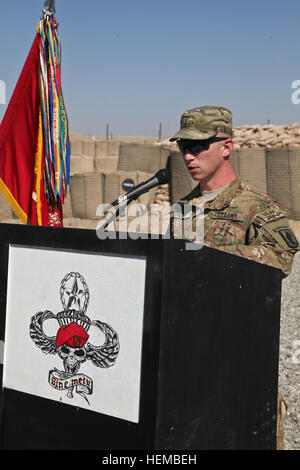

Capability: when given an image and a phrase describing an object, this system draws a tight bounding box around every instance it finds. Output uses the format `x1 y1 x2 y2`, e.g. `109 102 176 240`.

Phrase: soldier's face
179 139 231 182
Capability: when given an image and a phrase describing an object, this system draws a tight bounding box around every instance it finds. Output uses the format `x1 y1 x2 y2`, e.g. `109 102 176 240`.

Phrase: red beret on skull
56 322 89 348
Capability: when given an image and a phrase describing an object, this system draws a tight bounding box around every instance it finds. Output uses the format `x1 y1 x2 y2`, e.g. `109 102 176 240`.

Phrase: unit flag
0 4 70 226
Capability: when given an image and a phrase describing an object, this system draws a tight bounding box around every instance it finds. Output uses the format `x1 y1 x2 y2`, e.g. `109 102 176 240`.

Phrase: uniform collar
181 176 241 210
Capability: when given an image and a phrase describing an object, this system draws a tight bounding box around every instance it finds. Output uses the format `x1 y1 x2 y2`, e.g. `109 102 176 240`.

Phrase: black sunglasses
177 137 229 155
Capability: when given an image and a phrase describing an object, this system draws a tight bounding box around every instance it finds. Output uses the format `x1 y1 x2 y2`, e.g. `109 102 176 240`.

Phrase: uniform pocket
205 212 248 246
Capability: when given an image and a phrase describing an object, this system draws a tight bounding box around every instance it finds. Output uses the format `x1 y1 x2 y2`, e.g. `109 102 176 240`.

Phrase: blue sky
1 0 300 136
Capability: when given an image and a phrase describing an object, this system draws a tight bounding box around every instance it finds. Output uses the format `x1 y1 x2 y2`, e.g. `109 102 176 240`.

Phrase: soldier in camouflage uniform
169 105 299 449
169 105 299 277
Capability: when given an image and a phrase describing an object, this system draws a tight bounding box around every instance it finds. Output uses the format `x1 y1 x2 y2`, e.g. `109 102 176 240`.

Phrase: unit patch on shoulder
274 226 299 249
253 209 286 226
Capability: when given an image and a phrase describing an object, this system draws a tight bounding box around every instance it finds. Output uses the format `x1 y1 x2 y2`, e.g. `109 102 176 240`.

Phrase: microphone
110 169 171 206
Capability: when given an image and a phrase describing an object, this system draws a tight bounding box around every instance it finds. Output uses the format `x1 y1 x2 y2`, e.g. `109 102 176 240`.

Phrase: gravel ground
279 249 300 450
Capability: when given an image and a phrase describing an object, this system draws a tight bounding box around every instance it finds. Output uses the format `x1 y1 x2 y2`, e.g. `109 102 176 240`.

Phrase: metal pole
158 122 162 140
43 0 56 13
106 123 109 156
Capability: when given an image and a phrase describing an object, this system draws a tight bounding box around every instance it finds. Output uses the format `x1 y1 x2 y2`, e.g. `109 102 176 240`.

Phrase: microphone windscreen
156 169 171 185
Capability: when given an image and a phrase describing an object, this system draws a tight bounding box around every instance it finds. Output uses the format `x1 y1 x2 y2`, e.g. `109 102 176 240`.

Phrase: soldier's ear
222 139 233 158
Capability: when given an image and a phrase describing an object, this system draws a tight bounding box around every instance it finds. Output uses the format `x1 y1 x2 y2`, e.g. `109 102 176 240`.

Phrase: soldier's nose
182 152 194 163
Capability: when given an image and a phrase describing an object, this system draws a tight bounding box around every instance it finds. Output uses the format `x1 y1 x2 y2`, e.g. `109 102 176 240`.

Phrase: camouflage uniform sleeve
205 213 299 278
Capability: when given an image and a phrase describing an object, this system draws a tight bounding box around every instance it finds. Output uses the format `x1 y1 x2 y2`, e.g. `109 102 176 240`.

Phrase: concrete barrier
0 191 16 219
117 144 170 174
103 170 155 208
95 140 120 157
95 157 118 173
266 148 300 219
69 132 96 157
169 151 197 204
70 172 104 219
231 149 267 194
70 156 95 174
62 192 73 218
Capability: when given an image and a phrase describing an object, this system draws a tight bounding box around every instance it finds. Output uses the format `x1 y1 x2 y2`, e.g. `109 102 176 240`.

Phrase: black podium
0 224 282 450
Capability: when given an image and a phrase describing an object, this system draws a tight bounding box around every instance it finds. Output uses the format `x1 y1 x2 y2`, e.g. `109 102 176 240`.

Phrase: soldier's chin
190 172 202 181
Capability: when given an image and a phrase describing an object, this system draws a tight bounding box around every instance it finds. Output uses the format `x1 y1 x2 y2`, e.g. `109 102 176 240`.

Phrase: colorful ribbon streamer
37 16 70 224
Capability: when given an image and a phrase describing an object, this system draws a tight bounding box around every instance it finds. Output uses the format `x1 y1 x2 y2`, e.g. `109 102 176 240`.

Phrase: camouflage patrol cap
169 105 233 141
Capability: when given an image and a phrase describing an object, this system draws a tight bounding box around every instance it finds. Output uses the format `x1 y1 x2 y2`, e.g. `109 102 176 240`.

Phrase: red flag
0 35 48 225
0 16 70 227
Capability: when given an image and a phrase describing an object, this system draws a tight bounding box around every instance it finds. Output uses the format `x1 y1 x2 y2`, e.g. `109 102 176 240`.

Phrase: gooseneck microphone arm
98 168 171 232
109 169 171 207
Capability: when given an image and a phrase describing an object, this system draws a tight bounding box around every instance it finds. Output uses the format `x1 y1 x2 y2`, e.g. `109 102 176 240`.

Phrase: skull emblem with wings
29 272 120 404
